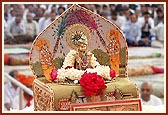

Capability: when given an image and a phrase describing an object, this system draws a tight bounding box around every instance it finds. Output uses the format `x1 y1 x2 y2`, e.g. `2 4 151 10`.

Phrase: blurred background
3 3 165 111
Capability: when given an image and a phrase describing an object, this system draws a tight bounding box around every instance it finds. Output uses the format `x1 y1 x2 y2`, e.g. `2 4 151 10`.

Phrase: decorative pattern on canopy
29 4 128 79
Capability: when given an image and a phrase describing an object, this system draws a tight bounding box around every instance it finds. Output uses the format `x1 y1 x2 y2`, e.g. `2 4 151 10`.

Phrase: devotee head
156 8 164 19
26 12 33 22
9 70 19 88
123 7 131 20
140 82 153 102
144 11 150 22
15 13 23 24
50 12 56 21
111 11 118 21
130 13 137 23
58 6 65 15
100 11 108 19
95 4 101 14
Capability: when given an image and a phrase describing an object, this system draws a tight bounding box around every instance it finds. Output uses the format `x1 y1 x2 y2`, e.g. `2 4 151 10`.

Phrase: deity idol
63 24 100 70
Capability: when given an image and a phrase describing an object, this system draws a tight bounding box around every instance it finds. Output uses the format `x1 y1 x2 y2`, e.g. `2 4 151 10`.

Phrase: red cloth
4 53 9 64
151 66 164 74
23 92 33 107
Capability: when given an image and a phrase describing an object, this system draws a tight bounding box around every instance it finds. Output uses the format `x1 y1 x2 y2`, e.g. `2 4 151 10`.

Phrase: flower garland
62 50 100 69
62 50 76 68
50 50 116 83
50 66 116 82
57 67 85 82
86 65 111 80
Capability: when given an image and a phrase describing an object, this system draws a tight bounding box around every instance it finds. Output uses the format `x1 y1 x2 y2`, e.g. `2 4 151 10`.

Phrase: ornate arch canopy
30 4 128 78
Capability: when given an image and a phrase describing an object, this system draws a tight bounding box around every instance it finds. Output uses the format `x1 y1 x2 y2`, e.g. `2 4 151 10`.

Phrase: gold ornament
65 24 91 50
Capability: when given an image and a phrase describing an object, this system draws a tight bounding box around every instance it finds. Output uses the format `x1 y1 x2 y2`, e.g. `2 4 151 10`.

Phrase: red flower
110 69 116 79
80 72 107 96
50 69 58 81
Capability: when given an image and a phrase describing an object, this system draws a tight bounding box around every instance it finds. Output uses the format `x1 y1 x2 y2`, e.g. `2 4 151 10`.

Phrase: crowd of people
4 4 164 47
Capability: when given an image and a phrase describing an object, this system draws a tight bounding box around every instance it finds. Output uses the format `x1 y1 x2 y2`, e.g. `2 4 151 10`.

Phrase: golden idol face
78 42 87 52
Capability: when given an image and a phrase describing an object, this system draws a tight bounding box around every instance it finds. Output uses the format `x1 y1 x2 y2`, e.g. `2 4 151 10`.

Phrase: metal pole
4 72 33 96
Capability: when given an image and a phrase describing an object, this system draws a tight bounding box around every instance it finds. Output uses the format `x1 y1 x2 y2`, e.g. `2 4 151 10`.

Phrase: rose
80 72 107 96
110 69 116 79
50 69 58 81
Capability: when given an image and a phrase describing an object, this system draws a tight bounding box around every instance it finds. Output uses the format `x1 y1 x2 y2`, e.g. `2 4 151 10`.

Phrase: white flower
62 50 76 68
86 65 111 80
89 52 100 68
57 67 85 82
57 50 111 83
74 80 78 84
95 65 111 80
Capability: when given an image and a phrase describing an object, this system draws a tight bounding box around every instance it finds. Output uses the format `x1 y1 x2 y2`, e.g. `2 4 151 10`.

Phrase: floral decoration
110 69 116 79
50 69 58 81
80 72 107 96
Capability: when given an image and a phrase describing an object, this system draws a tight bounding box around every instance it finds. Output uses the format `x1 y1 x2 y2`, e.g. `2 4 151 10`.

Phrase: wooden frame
70 99 142 111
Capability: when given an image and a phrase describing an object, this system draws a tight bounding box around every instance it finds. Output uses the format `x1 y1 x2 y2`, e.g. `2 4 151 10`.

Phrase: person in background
154 8 164 26
6 13 26 39
17 74 35 109
23 4 36 20
121 7 131 30
88 4 96 13
4 70 20 111
140 82 162 106
4 13 9 39
141 11 154 39
110 11 124 29
109 4 116 13
34 7 45 22
151 4 158 19
38 10 50 32
123 14 141 46
124 13 152 47
100 11 109 19
57 6 65 17
43 12 56 29
140 4 149 16
50 5 57 14
5 9 16 25
94 4 102 15
135 4 143 20
25 12 39 42
4 4 12 23
102 4 108 12
150 18 164 48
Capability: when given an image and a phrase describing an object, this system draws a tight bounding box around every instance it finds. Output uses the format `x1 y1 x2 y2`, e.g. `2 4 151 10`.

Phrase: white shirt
110 16 125 29
123 21 142 41
7 19 26 36
38 17 51 32
43 18 54 28
137 17 154 29
150 22 164 41
4 82 20 110
141 95 162 106
14 94 34 110
25 20 39 36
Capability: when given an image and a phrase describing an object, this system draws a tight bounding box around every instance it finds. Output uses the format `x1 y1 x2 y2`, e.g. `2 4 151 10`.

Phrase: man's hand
4 103 11 111
134 41 139 46
142 38 150 43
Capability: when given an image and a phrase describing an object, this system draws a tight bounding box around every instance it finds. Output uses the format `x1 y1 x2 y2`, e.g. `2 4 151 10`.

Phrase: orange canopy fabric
17 74 34 86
